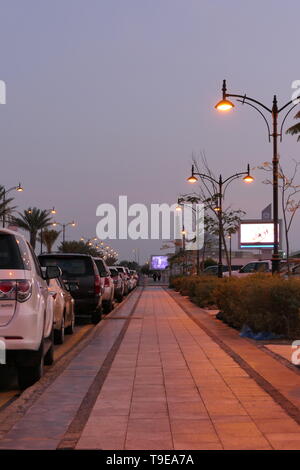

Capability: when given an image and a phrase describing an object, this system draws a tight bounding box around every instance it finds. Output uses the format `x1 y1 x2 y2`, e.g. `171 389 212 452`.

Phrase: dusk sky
1 0 299 262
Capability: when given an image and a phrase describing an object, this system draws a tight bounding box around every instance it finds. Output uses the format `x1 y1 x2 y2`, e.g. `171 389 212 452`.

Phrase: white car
93 257 115 313
0 229 60 389
223 260 272 277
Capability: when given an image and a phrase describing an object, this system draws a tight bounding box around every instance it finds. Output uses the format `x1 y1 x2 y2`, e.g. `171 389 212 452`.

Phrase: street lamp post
52 220 76 244
2 183 24 227
187 164 253 278
228 234 232 270
215 80 300 273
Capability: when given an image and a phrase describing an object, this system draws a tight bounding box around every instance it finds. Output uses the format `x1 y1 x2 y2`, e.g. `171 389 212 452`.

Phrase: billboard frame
238 219 282 250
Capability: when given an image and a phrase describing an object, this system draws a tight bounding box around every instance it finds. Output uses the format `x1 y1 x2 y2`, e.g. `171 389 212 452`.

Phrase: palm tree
286 110 300 141
58 240 101 257
12 207 53 249
39 229 61 253
0 185 16 224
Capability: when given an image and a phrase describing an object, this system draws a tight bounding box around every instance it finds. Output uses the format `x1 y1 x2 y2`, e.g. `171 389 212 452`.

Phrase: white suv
0 229 60 389
224 260 272 277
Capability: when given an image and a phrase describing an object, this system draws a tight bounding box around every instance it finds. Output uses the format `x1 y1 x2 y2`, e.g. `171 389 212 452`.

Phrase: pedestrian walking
153 272 157 282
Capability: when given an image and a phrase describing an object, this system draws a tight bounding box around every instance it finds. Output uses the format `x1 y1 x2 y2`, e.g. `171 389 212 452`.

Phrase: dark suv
38 253 103 324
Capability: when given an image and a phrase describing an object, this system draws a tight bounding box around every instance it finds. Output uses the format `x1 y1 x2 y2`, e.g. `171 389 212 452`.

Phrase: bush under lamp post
215 79 300 273
187 164 253 278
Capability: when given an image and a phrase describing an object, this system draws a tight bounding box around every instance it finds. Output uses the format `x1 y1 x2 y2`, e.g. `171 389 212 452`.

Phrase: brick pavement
76 287 300 450
1 286 300 450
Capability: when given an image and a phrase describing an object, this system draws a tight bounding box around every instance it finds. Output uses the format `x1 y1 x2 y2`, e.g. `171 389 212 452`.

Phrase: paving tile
2 286 300 451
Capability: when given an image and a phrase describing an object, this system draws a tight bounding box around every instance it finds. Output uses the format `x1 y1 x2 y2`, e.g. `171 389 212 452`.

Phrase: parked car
47 277 75 344
124 267 134 291
93 257 114 313
0 229 60 389
114 266 130 295
108 266 124 302
39 253 103 324
223 260 272 277
129 270 138 288
203 265 243 276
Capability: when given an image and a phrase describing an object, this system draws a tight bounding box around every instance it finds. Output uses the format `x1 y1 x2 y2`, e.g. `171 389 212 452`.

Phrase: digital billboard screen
151 255 169 270
239 221 280 248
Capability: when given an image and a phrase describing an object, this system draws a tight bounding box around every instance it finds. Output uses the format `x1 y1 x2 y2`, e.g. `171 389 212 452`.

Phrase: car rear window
94 259 107 275
109 268 118 276
0 234 25 270
116 267 125 273
39 256 94 278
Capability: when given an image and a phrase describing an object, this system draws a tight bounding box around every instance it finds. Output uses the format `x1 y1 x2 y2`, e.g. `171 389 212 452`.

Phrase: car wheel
91 309 102 324
17 361 43 390
54 315 65 345
65 313 75 335
44 328 54 365
17 339 44 390
103 298 113 314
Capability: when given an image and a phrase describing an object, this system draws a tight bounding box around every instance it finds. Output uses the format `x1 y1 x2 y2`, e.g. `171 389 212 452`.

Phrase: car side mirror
45 266 62 279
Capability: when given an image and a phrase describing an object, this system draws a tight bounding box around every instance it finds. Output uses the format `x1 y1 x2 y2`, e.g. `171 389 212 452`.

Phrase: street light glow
243 174 254 183
187 175 198 184
215 99 235 111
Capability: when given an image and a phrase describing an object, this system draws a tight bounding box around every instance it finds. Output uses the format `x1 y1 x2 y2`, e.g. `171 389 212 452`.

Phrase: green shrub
170 273 300 338
193 276 222 308
214 274 300 338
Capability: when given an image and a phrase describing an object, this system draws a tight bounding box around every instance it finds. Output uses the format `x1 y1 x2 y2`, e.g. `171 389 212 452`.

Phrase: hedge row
169 274 300 338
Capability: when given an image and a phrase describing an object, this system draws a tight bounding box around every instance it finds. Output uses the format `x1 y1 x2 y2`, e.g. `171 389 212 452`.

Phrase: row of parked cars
203 259 300 277
0 228 138 389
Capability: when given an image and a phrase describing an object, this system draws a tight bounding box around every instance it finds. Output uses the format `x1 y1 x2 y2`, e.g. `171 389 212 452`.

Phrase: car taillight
0 280 32 302
16 280 32 302
94 275 101 295
0 281 16 300
104 277 110 287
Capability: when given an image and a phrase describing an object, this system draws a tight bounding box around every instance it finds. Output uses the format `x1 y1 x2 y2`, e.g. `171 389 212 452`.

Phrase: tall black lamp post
215 80 300 273
52 220 76 244
2 183 24 227
187 165 253 278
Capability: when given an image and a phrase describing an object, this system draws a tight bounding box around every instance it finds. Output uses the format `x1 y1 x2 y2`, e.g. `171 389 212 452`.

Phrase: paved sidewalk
1 286 300 450
77 287 300 450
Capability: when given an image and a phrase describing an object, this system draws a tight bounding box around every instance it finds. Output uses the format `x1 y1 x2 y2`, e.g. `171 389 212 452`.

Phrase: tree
12 207 52 249
119 260 140 270
58 240 102 256
140 263 150 275
0 185 16 223
38 229 61 253
105 255 118 265
286 111 300 141
258 160 300 273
